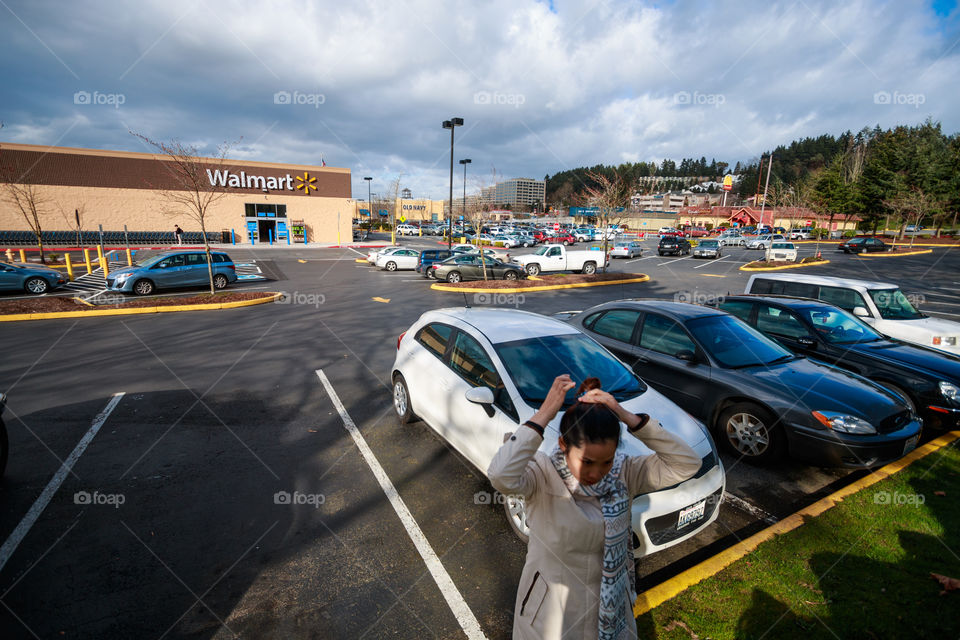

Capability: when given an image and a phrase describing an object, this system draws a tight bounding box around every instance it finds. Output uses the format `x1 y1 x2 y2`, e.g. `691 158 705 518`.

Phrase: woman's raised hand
532 374 576 425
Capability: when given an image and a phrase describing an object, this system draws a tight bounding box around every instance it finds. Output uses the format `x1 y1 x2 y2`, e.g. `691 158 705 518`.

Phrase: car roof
154 249 230 256
746 272 898 289
423 307 581 344
582 299 725 321
722 294 847 311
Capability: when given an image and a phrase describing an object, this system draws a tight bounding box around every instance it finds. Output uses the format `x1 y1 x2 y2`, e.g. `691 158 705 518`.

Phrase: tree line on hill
547 119 960 235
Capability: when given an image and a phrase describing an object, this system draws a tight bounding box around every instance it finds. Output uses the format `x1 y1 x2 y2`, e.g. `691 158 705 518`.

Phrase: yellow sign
295 172 317 194
399 216 406 223
722 175 733 191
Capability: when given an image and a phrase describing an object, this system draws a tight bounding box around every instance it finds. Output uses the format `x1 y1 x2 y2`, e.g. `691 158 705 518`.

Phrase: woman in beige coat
488 374 701 640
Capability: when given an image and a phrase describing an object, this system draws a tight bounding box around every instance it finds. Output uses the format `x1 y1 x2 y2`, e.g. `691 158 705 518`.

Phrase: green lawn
639 438 960 640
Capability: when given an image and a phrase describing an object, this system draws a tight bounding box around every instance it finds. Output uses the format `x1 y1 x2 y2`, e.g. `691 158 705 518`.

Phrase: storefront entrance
244 203 288 244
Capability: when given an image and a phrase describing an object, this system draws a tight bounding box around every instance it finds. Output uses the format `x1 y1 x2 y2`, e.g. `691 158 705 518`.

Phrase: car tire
212 274 228 290
24 277 49 295
716 402 785 464
877 382 917 414
446 271 462 283
504 271 518 280
502 492 530 543
562 240 570 246
583 262 597 274
385 261 397 271
392 374 417 423
526 264 541 276
133 279 155 296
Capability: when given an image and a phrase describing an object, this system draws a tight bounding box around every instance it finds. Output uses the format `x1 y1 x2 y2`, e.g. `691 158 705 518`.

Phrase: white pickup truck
512 244 609 276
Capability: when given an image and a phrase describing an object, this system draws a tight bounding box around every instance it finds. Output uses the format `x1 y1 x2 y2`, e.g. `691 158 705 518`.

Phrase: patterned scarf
551 446 635 640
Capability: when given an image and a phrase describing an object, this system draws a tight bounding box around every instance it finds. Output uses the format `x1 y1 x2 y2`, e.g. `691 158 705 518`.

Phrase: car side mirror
465 386 495 405
852 306 869 318
675 349 698 363
797 336 817 347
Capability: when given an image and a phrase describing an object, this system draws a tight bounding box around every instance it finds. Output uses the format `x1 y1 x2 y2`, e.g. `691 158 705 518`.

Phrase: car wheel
133 279 155 296
24 277 49 294
392 374 417 423
385 261 397 271
504 270 518 280
562 240 570 246
502 492 530 543
526 264 541 276
877 382 917 414
446 271 462 283
716 403 785 464
212 274 228 290
583 262 597 274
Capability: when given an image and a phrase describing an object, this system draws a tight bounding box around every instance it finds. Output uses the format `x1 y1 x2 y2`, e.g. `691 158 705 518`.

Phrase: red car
536 232 577 245
685 227 710 238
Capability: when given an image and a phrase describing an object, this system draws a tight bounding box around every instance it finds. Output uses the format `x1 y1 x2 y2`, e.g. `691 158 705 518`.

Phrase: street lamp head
442 118 464 129
363 176 372 181
459 158 472 165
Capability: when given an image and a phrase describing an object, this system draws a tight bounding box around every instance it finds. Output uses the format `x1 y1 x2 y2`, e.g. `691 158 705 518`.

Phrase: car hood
109 266 140 277
877 316 960 346
848 339 960 380
14 263 62 275
740 358 904 420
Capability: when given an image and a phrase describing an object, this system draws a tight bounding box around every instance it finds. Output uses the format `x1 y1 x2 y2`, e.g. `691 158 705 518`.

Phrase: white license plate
903 435 920 455
677 500 706 530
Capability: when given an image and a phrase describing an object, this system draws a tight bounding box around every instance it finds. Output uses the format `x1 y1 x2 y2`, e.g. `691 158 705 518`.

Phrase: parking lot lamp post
459 158 471 226
363 176 372 234
443 118 464 249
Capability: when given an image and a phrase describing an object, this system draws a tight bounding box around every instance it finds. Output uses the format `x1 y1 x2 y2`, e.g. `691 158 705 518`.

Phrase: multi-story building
494 178 545 209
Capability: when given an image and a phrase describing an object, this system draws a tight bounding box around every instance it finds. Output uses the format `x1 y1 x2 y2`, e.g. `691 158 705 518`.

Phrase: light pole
459 158 471 228
443 118 463 248
363 176 372 234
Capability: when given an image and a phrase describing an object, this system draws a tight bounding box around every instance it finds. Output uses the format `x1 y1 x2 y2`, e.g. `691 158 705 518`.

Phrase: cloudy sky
1 0 958 200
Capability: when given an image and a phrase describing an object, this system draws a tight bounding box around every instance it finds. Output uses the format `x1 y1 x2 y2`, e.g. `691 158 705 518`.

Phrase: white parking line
723 491 778 525
0 393 125 574
626 256 656 263
315 370 486 640
693 255 731 269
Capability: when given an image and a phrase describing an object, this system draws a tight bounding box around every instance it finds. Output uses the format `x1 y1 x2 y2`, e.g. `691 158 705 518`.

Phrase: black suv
417 250 453 277
658 236 692 256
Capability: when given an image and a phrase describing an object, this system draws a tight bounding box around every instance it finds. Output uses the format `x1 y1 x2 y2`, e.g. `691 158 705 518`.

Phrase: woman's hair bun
577 377 602 394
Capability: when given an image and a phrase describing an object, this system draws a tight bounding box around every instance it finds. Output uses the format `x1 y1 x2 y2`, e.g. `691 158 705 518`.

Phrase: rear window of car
416 323 453 359
748 278 818 299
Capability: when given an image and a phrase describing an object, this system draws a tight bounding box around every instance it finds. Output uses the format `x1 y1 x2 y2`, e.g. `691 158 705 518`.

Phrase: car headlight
940 381 960 404
114 273 131 281
812 411 876 434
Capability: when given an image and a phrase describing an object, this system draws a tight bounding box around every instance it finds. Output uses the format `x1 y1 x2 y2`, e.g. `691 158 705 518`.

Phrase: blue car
0 261 67 294
106 250 238 295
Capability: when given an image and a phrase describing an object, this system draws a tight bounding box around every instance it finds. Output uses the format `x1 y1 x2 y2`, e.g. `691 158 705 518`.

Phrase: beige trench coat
488 421 701 640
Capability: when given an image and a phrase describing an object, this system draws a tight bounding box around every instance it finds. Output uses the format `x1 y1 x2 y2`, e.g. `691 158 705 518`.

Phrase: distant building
494 178 545 209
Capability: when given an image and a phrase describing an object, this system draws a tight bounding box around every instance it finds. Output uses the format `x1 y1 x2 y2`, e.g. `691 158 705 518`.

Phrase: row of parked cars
390 271 959 554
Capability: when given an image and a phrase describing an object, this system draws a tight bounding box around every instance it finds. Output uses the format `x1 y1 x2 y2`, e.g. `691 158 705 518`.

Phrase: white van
744 273 960 355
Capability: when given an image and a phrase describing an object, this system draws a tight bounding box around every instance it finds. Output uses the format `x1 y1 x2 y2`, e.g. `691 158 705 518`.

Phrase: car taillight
228 265 235 270
397 331 406 349
431 264 439 269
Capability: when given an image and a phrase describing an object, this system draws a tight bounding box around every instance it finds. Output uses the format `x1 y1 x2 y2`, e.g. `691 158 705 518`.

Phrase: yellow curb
430 275 651 294
634 429 960 618
856 249 933 258
700 274 726 278
795 240 958 247
739 259 829 272
0 292 283 322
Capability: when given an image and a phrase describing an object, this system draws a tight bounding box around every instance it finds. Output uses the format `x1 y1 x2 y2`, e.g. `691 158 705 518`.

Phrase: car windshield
532 246 552 255
495 333 646 407
686 315 794 368
869 288 924 320
800 307 884 344
136 254 168 267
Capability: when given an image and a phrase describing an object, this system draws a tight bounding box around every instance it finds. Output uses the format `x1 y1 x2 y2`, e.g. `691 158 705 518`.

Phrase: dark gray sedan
0 261 67 294
565 300 921 468
430 254 525 283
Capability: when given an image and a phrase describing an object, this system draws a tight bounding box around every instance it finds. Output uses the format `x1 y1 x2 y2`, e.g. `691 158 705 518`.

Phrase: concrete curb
739 259 830 272
633 429 960 618
430 275 651 294
0 292 283 322
856 249 934 258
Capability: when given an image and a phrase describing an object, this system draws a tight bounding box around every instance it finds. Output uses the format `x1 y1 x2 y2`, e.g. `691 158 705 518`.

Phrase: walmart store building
0 143 354 245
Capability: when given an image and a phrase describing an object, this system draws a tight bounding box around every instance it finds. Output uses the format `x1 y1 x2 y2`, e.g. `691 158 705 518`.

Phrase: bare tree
582 170 631 272
884 187 935 249
132 133 234 295
386 173 404 244
1 181 50 263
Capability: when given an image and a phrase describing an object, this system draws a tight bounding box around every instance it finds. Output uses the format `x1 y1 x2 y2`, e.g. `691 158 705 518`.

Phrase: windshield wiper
767 355 794 364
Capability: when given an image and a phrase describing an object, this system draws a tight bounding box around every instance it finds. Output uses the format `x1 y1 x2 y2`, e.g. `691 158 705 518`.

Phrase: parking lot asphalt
1 235 958 638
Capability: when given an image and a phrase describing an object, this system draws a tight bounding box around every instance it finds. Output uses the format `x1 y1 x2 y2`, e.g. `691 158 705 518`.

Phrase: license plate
677 500 706 530
903 435 920 455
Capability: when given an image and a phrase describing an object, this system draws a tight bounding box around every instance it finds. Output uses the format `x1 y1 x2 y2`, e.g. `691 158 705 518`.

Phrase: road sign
399 216 406 223
553 223 560 231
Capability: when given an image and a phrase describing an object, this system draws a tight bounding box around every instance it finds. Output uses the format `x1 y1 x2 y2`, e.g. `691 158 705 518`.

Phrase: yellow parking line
633 429 960 617
699 274 726 278
431 275 651 294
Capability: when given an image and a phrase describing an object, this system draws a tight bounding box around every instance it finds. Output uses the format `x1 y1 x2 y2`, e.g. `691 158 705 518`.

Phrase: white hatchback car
376 248 420 271
391 308 725 556
366 246 402 264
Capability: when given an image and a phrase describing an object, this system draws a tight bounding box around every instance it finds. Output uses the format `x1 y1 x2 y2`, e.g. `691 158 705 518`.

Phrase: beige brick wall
0 185 354 244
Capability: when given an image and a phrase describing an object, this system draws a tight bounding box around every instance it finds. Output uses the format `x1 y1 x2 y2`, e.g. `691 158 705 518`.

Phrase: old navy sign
402 204 426 211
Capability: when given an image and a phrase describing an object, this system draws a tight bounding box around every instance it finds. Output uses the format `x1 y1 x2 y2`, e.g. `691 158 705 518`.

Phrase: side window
415 323 453 360
548 247 561 257
158 255 185 268
638 314 697 357
756 305 808 338
718 301 754 324
818 286 868 312
449 332 502 390
750 278 774 294
591 309 641 343
186 253 207 265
